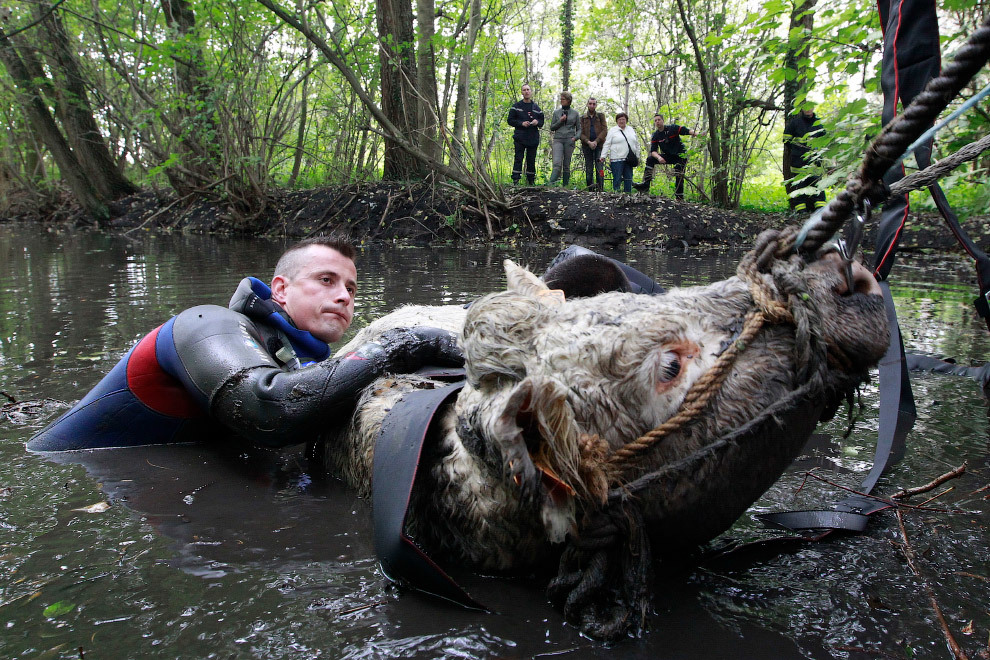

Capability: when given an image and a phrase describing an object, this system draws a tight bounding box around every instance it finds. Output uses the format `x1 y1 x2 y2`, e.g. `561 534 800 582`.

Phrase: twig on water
832 645 910 659
800 469 973 514
895 508 970 660
918 487 955 507
891 463 967 500
334 600 388 616
954 571 990 583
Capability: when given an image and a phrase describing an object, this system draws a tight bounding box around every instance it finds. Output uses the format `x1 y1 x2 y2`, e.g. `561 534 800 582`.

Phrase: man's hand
376 326 464 372
589 140 597 148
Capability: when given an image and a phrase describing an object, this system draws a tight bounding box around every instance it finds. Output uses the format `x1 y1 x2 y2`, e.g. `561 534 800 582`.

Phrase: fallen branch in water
891 463 967 500
895 509 970 660
333 600 388 616
832 645 910 659
917 487 955 507
799 467 974 514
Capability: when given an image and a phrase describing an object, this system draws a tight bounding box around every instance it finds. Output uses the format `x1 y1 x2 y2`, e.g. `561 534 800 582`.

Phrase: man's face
521 85 532 101
801 107 815 118
587 99 597 113
271 245 357 343
654 115 664 129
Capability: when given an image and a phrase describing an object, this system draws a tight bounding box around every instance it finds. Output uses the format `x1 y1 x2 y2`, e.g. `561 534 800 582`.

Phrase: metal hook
836 200 869 292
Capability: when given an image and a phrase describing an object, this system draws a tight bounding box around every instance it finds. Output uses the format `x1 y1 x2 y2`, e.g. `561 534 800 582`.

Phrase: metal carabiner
836 200 869 292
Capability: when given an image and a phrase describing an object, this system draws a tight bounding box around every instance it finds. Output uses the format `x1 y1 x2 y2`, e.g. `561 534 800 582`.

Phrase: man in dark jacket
784 104 827 212
507 83 545 185
633 114 703 199
29 236 463 452
579 97 608 191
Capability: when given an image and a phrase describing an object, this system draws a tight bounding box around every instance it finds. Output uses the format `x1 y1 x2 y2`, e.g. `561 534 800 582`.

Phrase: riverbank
4 182 988 253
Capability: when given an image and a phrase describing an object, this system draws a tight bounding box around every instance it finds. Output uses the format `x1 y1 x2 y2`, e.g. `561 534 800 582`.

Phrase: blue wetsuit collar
230 277 331 366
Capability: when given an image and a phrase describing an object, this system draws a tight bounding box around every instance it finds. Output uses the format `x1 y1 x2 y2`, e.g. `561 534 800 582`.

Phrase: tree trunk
476 69 490 158
782 0 816 210
451 0 482 164
377 0 426 180
560 0 574 90
416 0 441 163
675 0 727 205
288 51 312 188
258 0 503 205
0 29 108 221
161 0 221 190
32 2 138 200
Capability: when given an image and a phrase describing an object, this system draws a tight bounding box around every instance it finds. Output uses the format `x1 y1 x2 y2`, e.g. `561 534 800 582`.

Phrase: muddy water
1 225 987 659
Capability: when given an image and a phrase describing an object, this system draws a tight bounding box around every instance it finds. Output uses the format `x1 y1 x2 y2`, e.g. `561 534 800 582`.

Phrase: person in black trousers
633 114 703 199
784 104 827 212
507 83 545 185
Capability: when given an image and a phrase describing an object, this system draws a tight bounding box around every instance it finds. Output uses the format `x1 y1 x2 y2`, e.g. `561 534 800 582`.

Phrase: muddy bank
5 182 989 254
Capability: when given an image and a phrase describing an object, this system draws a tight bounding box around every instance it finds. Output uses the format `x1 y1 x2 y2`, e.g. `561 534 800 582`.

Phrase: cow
315 237 890 617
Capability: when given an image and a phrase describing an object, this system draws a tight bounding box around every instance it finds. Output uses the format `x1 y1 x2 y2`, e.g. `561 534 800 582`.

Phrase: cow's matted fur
319 254 889 572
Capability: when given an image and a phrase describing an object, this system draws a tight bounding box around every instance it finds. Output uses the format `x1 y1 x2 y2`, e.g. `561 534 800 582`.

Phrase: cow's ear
504 259 564 305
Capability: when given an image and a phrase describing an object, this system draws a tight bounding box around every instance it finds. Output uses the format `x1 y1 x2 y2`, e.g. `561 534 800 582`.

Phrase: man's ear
270 275 288 305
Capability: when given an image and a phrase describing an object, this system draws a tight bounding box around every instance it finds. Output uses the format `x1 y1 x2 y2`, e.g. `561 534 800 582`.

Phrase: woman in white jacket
599 112 640 193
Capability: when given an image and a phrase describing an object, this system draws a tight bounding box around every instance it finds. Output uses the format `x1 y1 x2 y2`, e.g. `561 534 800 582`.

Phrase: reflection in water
0 225 987 659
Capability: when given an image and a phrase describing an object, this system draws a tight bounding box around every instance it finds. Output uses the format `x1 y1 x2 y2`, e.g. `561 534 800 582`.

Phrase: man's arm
172 307 462 447
579 116 591 146
507 104 523 128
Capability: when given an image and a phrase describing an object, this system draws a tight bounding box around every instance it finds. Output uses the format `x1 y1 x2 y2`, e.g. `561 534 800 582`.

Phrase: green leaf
43 601 75 618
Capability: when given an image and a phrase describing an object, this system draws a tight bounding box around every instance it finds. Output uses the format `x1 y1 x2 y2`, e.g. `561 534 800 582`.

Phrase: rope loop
605 226 827 474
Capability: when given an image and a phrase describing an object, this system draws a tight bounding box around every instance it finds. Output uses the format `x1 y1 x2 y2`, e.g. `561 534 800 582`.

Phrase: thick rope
607 308 767 470
550 228 833 641
796 14 990 255
606 227 810 474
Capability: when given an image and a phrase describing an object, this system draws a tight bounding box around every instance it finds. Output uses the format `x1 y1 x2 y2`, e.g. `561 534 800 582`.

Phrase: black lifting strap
759 283 914 533
759 0 990 536
371 377 488 611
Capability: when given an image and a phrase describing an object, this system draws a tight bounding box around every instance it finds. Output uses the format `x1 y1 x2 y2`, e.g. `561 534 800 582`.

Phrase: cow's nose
849 260 881 296
816 251 881 296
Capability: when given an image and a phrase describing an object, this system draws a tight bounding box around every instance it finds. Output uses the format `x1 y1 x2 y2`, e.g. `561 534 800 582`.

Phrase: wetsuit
28 277 462 451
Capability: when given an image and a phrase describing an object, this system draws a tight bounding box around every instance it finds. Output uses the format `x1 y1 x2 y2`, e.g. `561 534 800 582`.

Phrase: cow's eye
657 351 681 382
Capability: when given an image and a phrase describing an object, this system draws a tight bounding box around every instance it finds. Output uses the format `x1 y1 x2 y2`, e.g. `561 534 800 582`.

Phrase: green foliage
0 0 985 218
43 601 75 618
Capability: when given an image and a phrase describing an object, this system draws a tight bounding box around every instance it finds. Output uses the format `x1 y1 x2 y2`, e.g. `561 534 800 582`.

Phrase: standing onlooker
783 104 826 213
633 114 703 199
579 97 607 191
507 83 545 185
599 112 639 193
548 91 580 186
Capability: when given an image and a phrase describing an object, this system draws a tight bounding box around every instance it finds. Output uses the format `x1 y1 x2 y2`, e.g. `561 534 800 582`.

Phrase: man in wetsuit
783 104 827 213
633 114 703 200
29 236 462 451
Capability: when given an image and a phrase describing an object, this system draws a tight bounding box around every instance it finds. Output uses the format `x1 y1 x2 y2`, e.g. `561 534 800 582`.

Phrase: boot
632 166 654 192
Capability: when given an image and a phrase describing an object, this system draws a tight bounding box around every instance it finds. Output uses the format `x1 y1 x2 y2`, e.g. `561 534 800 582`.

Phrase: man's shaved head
274 236 356 280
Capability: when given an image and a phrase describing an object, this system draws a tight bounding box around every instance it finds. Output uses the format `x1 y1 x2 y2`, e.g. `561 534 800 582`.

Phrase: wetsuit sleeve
169 308 463 448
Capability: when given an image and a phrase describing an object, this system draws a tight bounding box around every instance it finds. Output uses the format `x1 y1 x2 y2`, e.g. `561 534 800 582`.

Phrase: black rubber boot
632 166 654 192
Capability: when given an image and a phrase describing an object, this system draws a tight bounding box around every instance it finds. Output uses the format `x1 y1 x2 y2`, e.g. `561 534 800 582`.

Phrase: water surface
1 225 987 659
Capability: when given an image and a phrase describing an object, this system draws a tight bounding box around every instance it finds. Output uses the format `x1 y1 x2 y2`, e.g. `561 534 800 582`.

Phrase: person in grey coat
548 91 580 186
